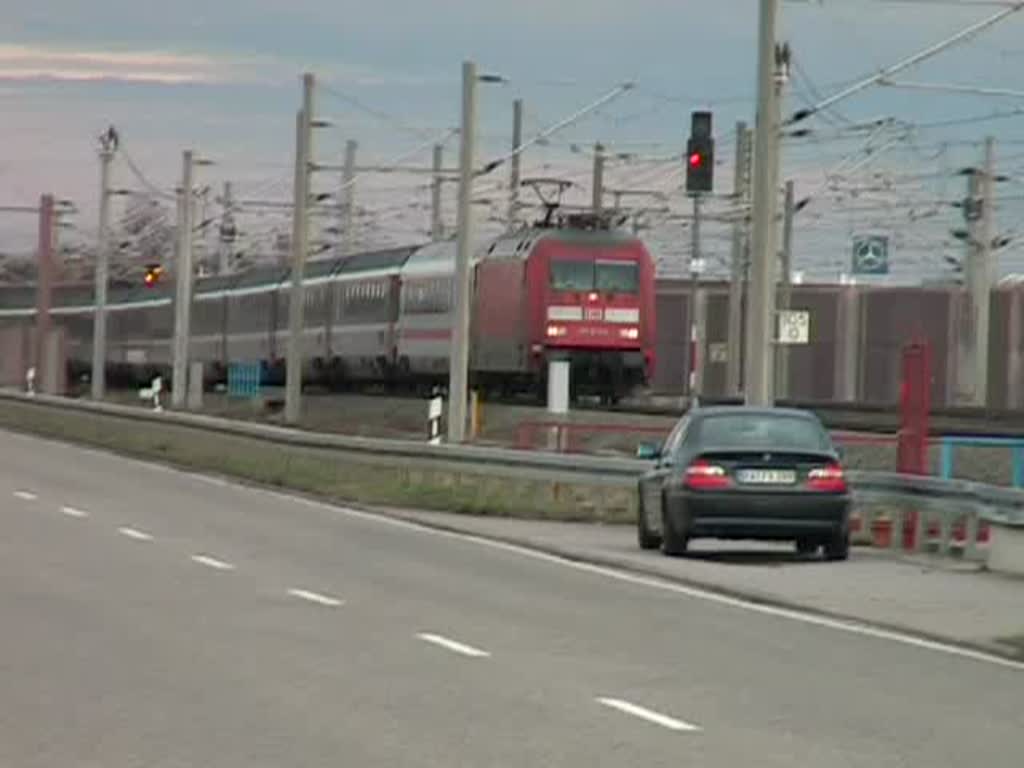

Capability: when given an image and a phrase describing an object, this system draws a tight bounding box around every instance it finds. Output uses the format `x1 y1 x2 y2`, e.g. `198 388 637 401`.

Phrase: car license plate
737 469 796 485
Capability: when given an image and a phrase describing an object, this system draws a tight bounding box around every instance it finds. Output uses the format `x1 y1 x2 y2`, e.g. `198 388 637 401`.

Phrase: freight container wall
860 288 951 406
651 288 688 394
783 286 840 402
701 290 730 397
1002 286 1024 410
987 288 1012 409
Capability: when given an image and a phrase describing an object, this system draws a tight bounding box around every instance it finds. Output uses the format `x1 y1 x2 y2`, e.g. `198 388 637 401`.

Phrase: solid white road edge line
191 554 235 571
287 588 344 607
597 697 701 732
118 526 153 541
61 505 89 518
298 500 1024 672
13 491 37 501
416 632 491 658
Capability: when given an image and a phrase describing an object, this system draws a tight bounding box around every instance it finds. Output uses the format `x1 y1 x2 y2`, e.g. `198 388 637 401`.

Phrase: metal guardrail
1 391 1021 550
0 390 645 487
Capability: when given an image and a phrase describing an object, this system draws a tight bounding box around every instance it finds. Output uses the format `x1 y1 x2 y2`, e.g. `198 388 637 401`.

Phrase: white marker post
25 366 36 396
428 394 444 445
547 359 570 415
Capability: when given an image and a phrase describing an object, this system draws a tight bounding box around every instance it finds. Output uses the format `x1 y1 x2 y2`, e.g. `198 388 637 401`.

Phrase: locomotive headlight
620 327 640 340
546 325 567 338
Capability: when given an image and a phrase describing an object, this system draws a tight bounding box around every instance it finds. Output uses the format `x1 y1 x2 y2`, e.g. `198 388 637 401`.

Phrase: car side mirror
636 442 661 460
834 444 845 460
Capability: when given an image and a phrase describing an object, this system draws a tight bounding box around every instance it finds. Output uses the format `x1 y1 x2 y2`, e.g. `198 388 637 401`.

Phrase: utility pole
218 181 235 275
447 60 478 443
776 179 795 399
171 149 195 409
688 194 703 396
509 98 523 229
34 194 56 394
726 122 750 396
745 0 784 406
592 142 605 214
340 139 357 255
431 144 444 241
963 137 996 406
91 142 115 401
285 73 314 425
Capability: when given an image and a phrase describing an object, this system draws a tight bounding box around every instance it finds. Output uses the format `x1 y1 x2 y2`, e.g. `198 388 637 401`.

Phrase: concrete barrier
987 521 1024 577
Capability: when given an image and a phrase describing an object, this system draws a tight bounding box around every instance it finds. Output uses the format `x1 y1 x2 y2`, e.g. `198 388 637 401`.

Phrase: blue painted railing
227 362 262 399
938 435 1024 488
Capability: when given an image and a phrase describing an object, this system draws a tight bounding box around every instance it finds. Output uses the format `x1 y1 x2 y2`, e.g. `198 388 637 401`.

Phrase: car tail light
684 459 731 491
807 463 847 493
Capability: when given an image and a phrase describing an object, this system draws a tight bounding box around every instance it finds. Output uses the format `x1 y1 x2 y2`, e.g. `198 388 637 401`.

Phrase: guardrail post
937 509 952 557
939 439 954 480
964 508 980 561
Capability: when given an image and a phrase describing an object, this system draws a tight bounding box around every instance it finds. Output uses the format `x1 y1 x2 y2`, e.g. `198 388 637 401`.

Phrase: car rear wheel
823 531 850 561
637 489 662 551
795 538 819 556
660 507 689 557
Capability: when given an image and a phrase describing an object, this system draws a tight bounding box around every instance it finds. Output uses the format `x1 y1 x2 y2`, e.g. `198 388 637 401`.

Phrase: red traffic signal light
689 151 705 169
144 264 164 286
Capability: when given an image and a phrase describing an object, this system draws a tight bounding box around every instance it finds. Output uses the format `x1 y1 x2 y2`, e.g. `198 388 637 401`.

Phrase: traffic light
686 111 714 194
143 264 164 287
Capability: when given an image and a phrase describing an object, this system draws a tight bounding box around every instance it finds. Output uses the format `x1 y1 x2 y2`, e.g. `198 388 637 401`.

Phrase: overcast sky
2 1 1023 280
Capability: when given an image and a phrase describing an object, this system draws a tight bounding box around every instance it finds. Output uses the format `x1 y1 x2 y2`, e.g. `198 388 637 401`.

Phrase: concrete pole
91 147 114 400
34 195 56 391
688 194 703 396
171 150 195 409
218 181 233 275
285 73 315 425
973 137 995 406
592 142 605 215
957 168 982 404
447 60 478 444
727 123 751 397
745 0 782 406
341 139 357 255
776 179 795 399
509 98 523 229
431 144 444 241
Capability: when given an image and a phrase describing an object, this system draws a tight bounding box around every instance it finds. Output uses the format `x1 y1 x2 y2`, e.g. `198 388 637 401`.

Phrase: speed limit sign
778 310 810 345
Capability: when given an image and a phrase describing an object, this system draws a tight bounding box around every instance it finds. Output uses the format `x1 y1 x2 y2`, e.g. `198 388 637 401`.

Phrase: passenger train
0 223 658 402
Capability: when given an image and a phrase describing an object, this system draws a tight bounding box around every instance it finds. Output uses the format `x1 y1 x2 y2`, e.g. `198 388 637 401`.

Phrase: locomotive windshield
596 260 639 293
550 259 638 293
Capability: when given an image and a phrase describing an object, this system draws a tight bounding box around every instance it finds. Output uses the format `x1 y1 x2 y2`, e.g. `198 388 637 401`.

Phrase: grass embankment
0 397 635 524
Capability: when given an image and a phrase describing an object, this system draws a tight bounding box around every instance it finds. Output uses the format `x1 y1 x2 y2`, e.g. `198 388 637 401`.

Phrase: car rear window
697 414 830 451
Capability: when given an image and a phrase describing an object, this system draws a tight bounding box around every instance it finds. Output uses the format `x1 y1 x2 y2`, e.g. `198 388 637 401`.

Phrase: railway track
608 396 1024 438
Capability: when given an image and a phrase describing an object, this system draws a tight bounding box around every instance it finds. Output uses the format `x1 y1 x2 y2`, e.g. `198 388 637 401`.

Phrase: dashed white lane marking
61 506 89 519
13 491 37 501
416 632 491 658
17 431 1019 672
118 527 153 542
287 588 344 607
191 554 235 571
597 698 701 732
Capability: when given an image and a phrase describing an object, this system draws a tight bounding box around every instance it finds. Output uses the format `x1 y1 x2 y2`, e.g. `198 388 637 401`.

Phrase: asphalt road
1 429 1022 767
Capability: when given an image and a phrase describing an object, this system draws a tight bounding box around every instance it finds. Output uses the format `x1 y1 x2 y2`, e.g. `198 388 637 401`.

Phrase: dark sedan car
637 406 851 560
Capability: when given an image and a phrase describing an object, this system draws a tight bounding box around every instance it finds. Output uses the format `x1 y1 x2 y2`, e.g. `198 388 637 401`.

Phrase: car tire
795 538 819 556
660 506 689 557
637 488 662 551
823 531 850 561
